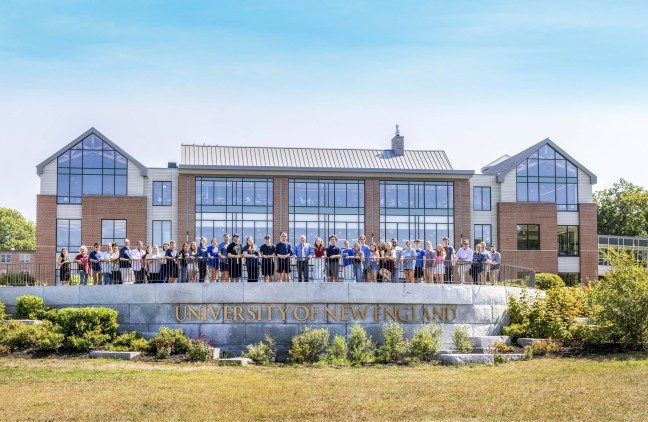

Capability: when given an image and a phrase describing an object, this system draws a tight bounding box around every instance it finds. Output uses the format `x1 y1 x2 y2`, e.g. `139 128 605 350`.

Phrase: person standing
434 244 446 284
400 241 417 283
243 236 260 282
382 242 396 282
89 243 102 286
165 240 178 283
74 245 90 286
110 243 121 284
197 237 208 283
352 243 364 282
177 242 190 283
259 235 276 282
470 243 487 284
130 241 146 284
325 235 341 282
57 248 70 286
218 233 231 283
187 241 198 282
275 232 292 282
487 245 501 284
456 240 472 284
227 234 243 282
159 243 169 282
294 235 313 282
119 239 132 283
359 235 371 282
312 237 326 282
99 243 113 285
368 244 379 282
391 238 403 282
423 241 435 283
341 240 354 282
442 237 455 284
146 245 163 283
414 240 425 282
206 238 220 282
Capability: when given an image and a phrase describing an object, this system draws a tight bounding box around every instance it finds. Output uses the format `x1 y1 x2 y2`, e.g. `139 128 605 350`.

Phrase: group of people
55 233 502 285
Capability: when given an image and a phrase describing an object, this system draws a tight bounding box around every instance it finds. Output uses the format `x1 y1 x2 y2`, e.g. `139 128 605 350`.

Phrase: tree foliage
0 208 35 250
594 179 648 237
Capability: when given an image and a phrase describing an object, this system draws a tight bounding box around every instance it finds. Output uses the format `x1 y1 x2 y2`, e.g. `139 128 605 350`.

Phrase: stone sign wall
0 284 525 355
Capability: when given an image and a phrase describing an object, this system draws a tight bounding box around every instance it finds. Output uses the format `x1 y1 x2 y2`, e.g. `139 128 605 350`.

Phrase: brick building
35 127 597 283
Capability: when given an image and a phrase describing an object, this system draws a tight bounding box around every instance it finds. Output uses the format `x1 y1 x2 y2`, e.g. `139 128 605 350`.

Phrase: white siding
145 168 179 245
557 212 579 225
558 257 580 273
470 174 499 245
40 161 58 195
577 169 593 203
57 205 82 219
127 162 145 196
500 170 517 202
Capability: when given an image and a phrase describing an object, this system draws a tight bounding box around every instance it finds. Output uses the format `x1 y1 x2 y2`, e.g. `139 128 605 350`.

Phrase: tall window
195 177 273 246
557 226 579 256
56 220 82 253
57 133 127 204
517 224 540 250
20 254 31 263
380 181 454 246
289 179 364 245
102 220 127 245
0 254 10 263
152 220 172 247
516 144 578 211
153 181 172 206
474 224 492 247
473 187 491 211
558 273 580 286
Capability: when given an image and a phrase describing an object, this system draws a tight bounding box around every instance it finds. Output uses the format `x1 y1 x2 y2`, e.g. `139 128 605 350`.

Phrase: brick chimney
391 125 404 156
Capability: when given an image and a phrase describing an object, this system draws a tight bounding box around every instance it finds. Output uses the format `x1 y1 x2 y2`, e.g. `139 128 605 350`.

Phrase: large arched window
57 134 128 204
516 144 578 211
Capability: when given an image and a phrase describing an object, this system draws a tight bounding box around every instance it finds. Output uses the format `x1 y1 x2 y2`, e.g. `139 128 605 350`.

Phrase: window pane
527 159 538 176
115 176 127 195
483 188 490 210
517 183 527 201
71 149 83 167
516 161 527 176
58 151 70 167
474 187 482 211
539 183 554 202
539 145 555 159
83 150 102 168
83 175 102 195
528 183 539 202
115 153 127 169
539 159 554 177
437 185 448 208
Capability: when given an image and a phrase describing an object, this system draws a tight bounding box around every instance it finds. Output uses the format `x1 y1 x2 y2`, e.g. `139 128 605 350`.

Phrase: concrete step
90 351 141 360
469 336 511 348
439 354 494 366
517 338 547 347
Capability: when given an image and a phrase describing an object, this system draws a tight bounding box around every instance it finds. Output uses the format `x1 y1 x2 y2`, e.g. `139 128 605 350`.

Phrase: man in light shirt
294 235 313 282
455 240 473 283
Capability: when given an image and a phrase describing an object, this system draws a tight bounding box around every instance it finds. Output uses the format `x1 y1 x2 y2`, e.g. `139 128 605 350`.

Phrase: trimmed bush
0 320 64 352
188 338 214 362
535 273 567 290
379 322 410 363
289 327 329 364
54 307 119 351
149 327 191 357
110 332 149 352
348 323 375 365
324 335 349 365
411 323 443 362
452 325 473 354
0 300 5 321
14 295 45 320
242 335 277 365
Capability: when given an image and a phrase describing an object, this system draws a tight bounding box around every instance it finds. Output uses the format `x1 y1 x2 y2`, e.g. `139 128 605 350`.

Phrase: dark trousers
247 264 259 282
198 261 207 283
444 265 453 283
297 260 309 282
134 269 145 284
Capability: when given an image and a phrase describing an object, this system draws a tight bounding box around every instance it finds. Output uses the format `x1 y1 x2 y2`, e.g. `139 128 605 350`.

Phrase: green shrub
0 300 5 321
149 327 191 357
490 341 514 354
452 325 473 354
523 345 533 360
0 320 64 352
503 287 587 344
0 272 36 286
242 335 277 365
289 327 330 364
411 323 443 362
14 295 45 320
535 273 566 290
379 322 410 363
588 250 648 350
493 351 509 365
324 335 349 365
54 307 118 351
348 323 375 365
110 331 149 352
530 340 562 355
188 338 214 362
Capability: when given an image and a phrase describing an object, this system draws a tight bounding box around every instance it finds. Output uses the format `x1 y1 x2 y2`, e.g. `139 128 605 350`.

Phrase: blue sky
1 0 647 221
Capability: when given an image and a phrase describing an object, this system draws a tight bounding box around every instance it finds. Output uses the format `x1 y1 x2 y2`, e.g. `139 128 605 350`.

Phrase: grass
1 354 648 421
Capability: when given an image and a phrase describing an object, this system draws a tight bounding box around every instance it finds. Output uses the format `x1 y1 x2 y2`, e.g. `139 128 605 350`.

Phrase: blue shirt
197 245 208 261
341 248 354 266
415 248 425 268
294 243 313 260
206 245 218 266
401 249 417 270
360 245 370 266
275 242 292 257
218 241 229 263
119 246 131 268
243 245 259 265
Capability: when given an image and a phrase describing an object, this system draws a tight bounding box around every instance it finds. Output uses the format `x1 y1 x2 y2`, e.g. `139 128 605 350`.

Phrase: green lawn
1 354 647 421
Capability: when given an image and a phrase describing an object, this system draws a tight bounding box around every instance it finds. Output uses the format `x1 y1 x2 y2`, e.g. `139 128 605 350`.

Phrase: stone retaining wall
0 284 525 355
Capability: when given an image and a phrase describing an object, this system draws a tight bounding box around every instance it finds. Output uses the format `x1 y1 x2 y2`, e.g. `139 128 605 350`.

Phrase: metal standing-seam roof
180 145 473 175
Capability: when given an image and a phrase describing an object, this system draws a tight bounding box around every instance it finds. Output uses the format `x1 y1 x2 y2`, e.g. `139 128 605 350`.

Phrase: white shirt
456 247 473 262
129 248 144 271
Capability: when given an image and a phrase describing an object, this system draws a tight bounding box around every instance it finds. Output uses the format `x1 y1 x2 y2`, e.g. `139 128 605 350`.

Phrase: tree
0 208 36 250
594 179 648 237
